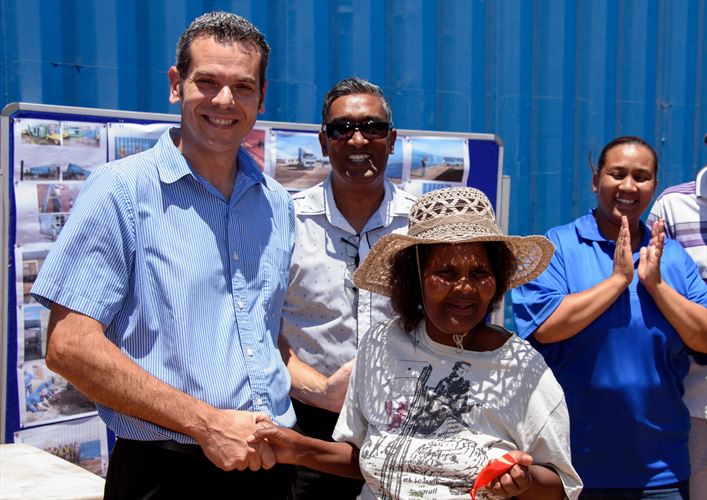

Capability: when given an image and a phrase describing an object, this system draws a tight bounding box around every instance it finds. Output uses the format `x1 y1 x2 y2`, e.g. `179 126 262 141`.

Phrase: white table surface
0 443 105 500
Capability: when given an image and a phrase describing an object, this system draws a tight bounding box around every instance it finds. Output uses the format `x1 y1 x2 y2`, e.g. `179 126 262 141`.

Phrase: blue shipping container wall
2 0 705 232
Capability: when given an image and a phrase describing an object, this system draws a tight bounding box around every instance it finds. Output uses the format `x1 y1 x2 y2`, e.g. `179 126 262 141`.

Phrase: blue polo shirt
31 128 296 443
512 210 707 489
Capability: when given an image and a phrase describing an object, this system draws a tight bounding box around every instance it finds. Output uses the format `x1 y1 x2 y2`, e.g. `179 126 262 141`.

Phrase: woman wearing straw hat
251 187 582 499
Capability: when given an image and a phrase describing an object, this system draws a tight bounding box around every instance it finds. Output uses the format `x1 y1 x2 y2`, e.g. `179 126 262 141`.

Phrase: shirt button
238 302 245 310
246 348 254 357
232 252 239 261
256 397 264 406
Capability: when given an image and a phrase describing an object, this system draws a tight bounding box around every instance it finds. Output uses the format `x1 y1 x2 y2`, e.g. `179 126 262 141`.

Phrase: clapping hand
638 217 664 290
612 216 634 287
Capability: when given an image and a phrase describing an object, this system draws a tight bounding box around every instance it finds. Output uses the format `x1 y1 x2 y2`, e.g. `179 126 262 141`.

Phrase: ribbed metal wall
2 0 705 236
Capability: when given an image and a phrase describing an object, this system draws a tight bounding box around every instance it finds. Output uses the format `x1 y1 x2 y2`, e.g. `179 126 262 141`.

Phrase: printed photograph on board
399 179 455 197
13 118 106 182
384 137 405 184
14 183 82 245
16 245 52 305
14 416 109 476
20 303 51 364
272 129 330 191
18 119 64 146
409 137 468 184
107 122 174 161
61 121 103 148
243 127 267 172
19 360 97 427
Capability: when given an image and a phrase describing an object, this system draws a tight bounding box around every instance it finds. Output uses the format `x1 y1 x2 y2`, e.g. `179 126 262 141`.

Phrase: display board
0 102 505 474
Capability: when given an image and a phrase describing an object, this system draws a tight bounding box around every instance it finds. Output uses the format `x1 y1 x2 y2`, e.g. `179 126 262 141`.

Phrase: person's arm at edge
46 304 274 471
278 335 352 412
248 424 362 479
533 216 633 344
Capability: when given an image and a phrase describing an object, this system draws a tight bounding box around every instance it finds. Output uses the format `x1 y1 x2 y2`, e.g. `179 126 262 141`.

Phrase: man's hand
322 359 354 412
194 409 276 471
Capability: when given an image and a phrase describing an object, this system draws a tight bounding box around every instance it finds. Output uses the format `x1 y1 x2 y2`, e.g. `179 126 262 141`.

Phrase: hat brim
353 232 554 297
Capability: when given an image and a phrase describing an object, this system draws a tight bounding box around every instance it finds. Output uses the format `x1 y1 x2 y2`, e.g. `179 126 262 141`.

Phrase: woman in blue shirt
512 136 707 499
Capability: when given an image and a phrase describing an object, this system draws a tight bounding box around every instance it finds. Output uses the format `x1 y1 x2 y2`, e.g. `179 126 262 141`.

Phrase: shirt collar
153 127 268 199
319 175 407 233
577 209 651 247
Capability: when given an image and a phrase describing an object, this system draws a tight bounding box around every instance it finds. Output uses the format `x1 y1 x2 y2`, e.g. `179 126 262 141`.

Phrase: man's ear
318 130 329 157
168 66 181 105
258 80 268 114
388 129 398 155
592 170 599 192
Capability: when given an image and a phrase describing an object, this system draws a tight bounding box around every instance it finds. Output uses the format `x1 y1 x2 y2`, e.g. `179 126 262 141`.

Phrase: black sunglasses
323 120 391 141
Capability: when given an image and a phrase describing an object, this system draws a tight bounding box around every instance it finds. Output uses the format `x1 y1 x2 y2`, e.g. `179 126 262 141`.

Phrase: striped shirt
648 167 707 281
31 128 296 443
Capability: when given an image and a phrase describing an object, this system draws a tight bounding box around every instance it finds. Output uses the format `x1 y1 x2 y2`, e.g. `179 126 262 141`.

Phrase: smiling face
168 36 266 169
421 243 497 347
319 93 397 191
592 142 657 237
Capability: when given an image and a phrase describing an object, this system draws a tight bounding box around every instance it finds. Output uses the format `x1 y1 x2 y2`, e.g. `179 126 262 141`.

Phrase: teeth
207 117 235 125
616 198 636 204
348 154 371 162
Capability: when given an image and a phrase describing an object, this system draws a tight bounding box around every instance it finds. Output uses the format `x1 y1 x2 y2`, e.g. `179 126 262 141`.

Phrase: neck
331 178 386 233
174 133 239 199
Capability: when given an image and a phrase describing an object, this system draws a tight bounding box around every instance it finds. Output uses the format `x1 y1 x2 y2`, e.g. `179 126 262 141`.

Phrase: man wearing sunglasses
279 77 416 499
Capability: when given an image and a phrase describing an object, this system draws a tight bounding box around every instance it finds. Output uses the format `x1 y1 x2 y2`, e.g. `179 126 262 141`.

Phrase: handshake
192 407 313 472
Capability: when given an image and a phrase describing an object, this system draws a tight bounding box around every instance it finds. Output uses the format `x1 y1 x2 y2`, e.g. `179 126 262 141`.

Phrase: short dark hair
388 242 516 333
321 77 393 125
591 136 659 175
176 11 270 95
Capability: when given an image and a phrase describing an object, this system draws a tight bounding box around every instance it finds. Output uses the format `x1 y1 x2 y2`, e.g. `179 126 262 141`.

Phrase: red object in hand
470 452 518 500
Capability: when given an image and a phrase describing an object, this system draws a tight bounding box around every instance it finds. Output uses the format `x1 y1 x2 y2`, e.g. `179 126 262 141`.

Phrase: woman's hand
248 422 302 465
485 451 533 498
638 218 664 290
612 216 634 286
248 424 363 479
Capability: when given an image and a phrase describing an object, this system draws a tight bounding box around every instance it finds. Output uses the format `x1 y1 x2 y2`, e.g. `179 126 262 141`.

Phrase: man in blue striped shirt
31 12 296 499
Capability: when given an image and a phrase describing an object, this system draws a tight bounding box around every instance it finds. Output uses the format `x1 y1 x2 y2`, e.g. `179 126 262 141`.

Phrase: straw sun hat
353 187 554 297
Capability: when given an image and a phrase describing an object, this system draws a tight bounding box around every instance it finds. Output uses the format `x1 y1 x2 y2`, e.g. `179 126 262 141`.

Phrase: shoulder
655 181 696 202
290 182 326 214
390 182 417 211
79 152 157 202
505 332 543 359
262 174 292 203
361 319 406 349
546 215 584 237
505 333 564 390
543 217 585 254
662 237 698 263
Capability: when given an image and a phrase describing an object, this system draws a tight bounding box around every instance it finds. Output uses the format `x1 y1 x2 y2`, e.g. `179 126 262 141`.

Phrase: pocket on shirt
262 247 291 323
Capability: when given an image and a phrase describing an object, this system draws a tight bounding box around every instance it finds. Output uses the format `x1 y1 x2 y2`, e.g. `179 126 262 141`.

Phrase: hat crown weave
352 186 555 297
408 187 497 237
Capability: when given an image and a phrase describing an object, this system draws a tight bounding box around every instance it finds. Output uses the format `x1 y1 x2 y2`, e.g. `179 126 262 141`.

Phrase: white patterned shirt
281 176 416 376
334 320 582 500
